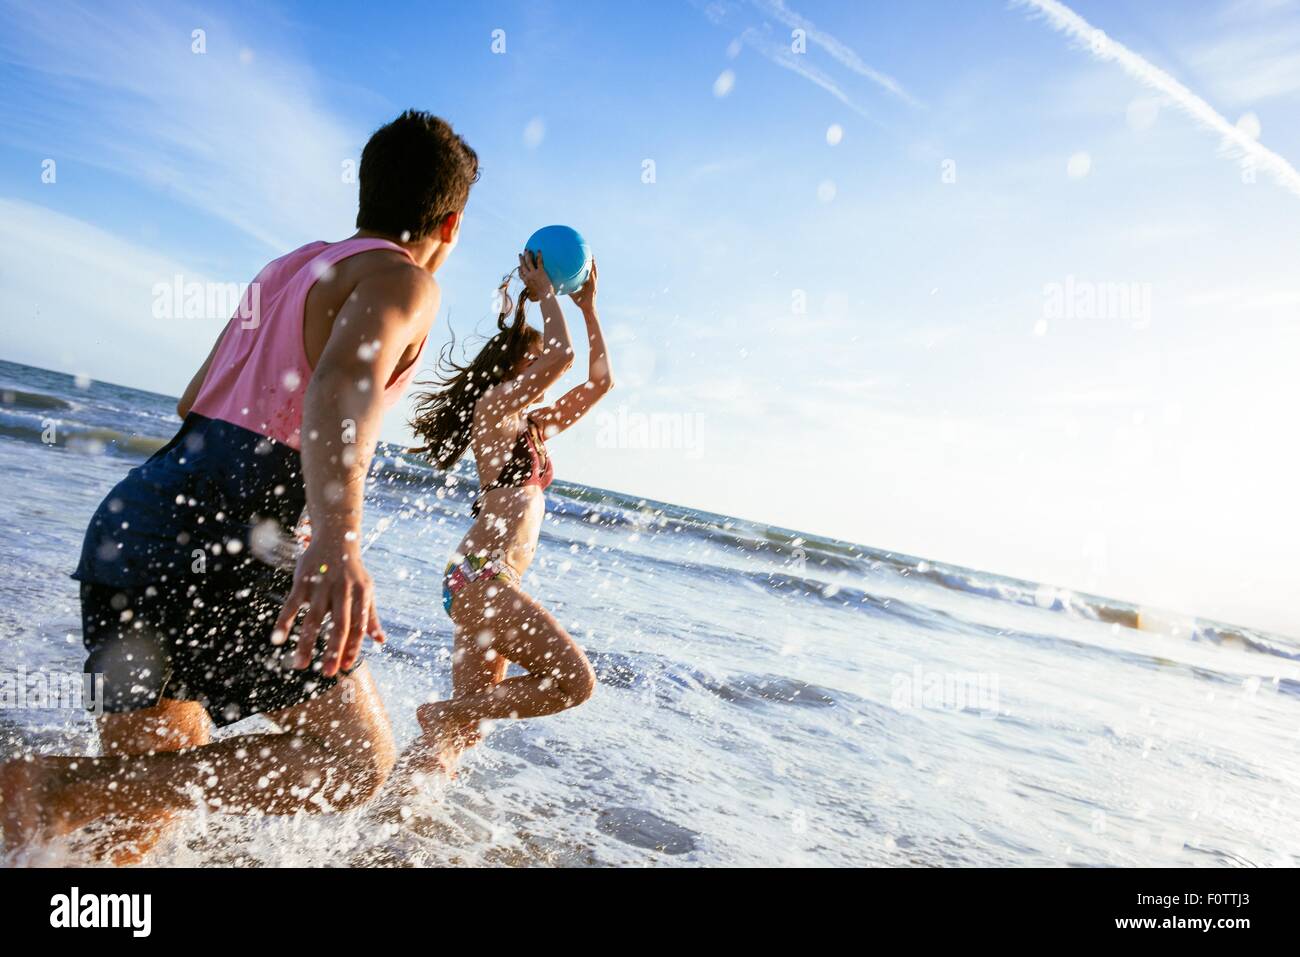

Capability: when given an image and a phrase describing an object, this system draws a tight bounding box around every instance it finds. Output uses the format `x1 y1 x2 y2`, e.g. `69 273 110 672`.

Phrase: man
0 110 477 862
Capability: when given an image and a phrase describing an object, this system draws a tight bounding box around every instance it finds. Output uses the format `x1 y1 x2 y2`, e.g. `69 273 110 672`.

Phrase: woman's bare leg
453 618 510 698
406 579 596 775
394 617 505 779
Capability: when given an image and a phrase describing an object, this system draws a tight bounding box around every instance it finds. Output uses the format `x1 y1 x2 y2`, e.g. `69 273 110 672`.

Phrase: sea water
1 358 1297 867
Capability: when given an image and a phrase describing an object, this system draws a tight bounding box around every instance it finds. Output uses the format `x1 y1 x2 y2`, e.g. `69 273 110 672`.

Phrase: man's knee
85 631 171 716
270 666 396 811
319 725 396 811
99 699 212 755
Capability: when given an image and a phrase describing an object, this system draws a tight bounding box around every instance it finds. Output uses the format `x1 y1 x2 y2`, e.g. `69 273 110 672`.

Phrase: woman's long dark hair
410 271 542 469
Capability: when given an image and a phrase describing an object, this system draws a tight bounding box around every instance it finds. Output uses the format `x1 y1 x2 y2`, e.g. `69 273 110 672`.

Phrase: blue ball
524 225 591 296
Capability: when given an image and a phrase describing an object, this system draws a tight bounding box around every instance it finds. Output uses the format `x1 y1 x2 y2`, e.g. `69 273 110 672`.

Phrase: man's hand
272 535 385 678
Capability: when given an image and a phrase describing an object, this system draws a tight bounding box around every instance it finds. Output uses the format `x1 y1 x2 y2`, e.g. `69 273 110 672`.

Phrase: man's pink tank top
190 238 426 450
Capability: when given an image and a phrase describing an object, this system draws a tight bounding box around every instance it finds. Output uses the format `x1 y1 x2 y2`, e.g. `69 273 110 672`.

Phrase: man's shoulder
351 253 439 314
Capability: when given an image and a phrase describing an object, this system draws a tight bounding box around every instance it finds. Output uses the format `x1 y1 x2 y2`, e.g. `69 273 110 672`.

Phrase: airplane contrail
737 26 883 124
750 0 922 108
693 0 912 121
1017 0 1300 199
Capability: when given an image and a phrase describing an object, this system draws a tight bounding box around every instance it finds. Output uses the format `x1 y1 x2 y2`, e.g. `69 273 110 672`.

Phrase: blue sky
1 0 1298 634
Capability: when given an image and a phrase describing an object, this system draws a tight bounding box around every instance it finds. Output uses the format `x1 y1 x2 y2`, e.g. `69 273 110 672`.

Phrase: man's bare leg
0 663 395 857
265 661 396 810
91 699 213 864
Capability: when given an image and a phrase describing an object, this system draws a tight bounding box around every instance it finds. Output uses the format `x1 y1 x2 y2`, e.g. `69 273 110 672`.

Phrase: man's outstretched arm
273 264 438 677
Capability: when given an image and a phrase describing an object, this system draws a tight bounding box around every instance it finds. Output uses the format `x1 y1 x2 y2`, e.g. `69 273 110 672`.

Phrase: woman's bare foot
399 706 482 781
0 756 71 858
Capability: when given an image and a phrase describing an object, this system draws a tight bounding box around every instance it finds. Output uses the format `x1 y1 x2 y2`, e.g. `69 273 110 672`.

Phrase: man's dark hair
356 110 479 241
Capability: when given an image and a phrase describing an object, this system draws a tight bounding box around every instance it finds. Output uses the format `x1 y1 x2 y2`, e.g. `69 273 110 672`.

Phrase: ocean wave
700 673 838 709
18 386 1295 658
0 387 75 412
371 451 1300 662
0 417 167 456
588 648 846 712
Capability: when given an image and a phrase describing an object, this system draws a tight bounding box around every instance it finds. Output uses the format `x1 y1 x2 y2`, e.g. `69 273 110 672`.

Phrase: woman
405 251 612 775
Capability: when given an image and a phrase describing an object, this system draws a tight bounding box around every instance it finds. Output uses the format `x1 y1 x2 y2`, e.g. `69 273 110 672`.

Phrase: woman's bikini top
471 415 554 518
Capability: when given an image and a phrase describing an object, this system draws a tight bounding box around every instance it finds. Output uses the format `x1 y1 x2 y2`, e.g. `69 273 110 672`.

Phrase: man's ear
440 211 461 244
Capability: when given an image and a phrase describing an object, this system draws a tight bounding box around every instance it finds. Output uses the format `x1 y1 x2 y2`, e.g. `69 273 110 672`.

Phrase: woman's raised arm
478 252 574 423
530 261 612 437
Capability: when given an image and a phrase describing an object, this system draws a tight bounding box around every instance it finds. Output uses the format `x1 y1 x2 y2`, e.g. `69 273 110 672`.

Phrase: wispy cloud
1016 0 1300 199
736 26 881 122
695 0 918 121
0 196 221 390
749 0 921 108
1187 23 1300 106
0 0 360 251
